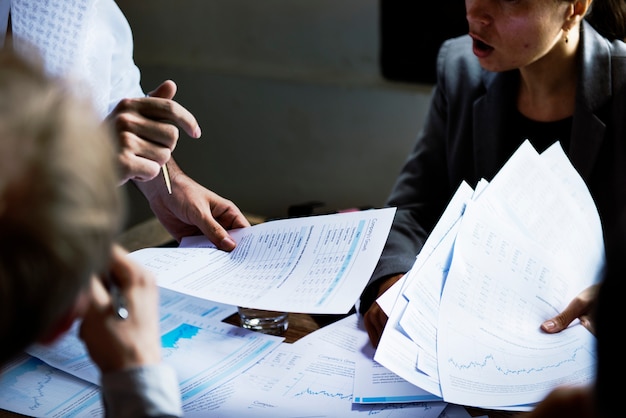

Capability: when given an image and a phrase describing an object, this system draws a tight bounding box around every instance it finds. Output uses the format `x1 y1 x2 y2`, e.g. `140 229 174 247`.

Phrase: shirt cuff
101 364 182 417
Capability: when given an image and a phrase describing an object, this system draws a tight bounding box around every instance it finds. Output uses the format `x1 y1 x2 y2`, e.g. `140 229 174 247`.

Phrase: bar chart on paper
160 320 283 403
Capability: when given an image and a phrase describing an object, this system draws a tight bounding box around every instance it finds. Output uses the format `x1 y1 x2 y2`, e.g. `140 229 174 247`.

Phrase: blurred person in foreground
0 47 182 417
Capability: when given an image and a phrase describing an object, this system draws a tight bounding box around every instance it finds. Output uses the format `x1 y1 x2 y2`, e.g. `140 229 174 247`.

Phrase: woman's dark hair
585 0 626 41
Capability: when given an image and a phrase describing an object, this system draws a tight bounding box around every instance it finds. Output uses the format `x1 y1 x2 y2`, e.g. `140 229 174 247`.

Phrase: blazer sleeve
359 38 461 314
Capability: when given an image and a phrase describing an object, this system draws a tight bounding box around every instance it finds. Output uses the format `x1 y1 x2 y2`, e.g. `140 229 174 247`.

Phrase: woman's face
465 0 572 72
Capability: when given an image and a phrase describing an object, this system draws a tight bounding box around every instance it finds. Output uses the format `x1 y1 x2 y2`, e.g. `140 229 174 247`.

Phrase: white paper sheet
26 289 282 406
130 208 396 314
0 353 103 417
184 314 447 417
375 141 602 410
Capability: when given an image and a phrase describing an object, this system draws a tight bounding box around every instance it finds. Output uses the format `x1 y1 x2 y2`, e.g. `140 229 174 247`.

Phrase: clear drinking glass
237 307 289 336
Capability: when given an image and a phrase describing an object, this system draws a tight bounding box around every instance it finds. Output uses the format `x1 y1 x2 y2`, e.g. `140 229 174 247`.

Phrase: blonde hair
0 48 125 364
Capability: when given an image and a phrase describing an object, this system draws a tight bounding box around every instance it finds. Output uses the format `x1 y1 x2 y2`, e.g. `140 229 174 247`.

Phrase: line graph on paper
446 344 595 376
282 371 354 402
436 320 597 407
0 354 102 417
243 348 356 403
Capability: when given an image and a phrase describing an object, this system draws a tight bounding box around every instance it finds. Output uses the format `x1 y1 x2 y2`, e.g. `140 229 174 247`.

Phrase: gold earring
564 29 569 44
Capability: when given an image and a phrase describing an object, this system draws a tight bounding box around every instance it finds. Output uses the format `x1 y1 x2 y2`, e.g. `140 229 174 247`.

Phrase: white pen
162 162 172 194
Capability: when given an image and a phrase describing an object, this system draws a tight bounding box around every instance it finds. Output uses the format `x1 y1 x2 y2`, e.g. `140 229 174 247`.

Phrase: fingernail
542 320 556 330
194 126 202 138
220 237 236 251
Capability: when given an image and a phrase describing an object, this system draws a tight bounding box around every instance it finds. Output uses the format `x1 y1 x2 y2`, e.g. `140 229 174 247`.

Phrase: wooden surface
1 216 525 418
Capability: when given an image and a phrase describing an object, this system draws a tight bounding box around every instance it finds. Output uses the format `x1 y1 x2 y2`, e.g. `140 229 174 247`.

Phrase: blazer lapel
569 21 611 180
569 110 605 180
473 71 518 181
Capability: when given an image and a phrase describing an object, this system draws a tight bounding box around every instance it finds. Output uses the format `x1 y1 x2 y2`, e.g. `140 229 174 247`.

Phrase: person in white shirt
2 0 251 249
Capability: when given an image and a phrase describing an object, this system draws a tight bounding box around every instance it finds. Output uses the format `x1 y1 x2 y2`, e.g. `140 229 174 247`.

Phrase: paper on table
293 313 441 405
354 342 442 404
130 208 396 314
26 288 282 406
1 288 236 417
185 314 447 418
0 353 103 417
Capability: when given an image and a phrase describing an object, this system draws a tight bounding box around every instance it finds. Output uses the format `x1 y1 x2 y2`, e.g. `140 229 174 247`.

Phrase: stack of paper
1 208 399 416
374 140 604 411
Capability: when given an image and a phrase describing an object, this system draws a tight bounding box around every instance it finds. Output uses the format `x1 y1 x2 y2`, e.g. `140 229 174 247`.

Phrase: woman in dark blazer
361 0 626 350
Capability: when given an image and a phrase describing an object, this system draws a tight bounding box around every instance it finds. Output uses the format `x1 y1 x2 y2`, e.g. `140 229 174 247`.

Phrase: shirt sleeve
91 0 144 118
101 364 183 418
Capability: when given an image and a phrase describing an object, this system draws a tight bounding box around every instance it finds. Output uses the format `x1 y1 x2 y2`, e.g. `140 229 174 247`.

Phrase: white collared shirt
1 0 143 119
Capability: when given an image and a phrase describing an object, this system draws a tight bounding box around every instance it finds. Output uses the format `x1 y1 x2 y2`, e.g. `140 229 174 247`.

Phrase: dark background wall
380 2 468 85
117 0 468 227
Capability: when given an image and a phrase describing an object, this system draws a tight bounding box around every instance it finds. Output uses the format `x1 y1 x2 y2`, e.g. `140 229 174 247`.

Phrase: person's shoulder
600 34 626 59
583 20 626 57
435 35 485 93
607 37 626 58
582 21 626 95
437 35 481 75
438 35 473 63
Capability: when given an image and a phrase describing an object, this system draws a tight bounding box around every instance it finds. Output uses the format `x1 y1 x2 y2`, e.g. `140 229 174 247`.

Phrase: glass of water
237 307 289 336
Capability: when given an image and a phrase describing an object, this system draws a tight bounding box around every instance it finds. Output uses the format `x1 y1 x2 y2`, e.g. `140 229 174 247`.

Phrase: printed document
184 314 447 417
130 208 396 314
24 289 283 406
375 141 603 410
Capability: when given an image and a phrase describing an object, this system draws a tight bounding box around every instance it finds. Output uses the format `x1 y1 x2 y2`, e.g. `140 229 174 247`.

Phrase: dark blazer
360 21 626 314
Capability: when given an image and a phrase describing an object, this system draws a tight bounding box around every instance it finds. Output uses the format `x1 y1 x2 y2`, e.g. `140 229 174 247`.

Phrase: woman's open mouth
471 36 494 58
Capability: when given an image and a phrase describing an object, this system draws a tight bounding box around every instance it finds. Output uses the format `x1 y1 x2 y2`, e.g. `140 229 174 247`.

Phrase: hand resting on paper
540 284 599 336
363 273 403 347
137 163 251 246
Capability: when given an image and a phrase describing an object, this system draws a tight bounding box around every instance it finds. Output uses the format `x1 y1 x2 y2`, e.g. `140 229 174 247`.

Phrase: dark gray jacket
360 20 626 313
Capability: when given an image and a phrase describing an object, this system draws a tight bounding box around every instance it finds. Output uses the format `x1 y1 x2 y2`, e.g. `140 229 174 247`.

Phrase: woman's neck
516 26 580 122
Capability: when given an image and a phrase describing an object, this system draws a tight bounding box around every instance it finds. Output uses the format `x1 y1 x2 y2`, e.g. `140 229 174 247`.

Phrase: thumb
541 313 573 334
541 303 582 333
146 80 177 100
200 220 237 252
